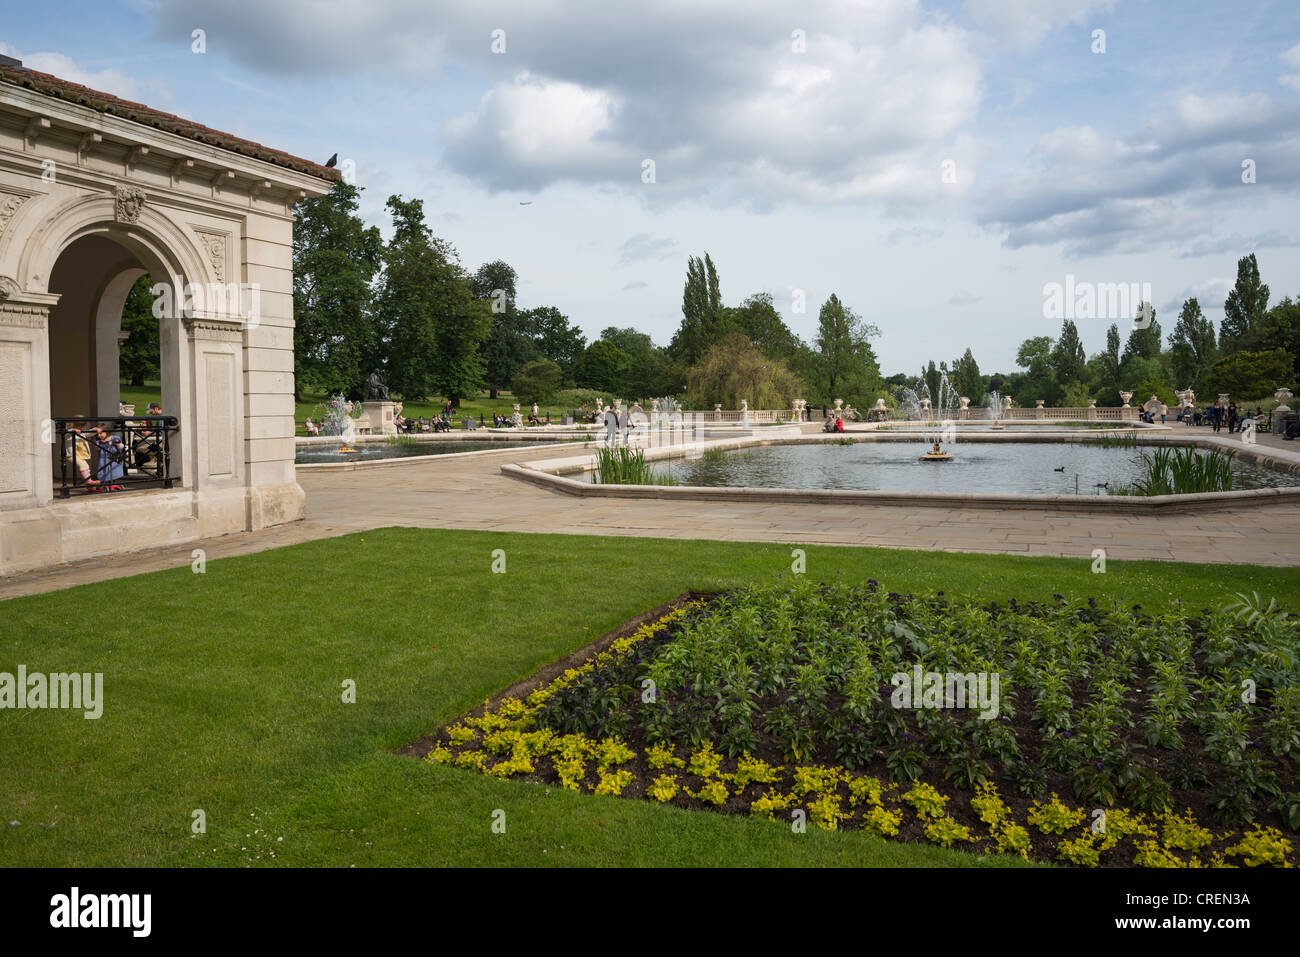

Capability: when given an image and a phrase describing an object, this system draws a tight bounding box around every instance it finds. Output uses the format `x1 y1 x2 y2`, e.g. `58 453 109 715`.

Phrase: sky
5 0 1300 375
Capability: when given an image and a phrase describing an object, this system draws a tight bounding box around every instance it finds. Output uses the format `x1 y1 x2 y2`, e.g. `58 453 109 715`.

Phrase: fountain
986 390 1005 430
312 394 362 453
895 373 957 460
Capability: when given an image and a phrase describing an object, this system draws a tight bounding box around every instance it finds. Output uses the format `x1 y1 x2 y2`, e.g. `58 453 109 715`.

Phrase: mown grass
3 528 1297 868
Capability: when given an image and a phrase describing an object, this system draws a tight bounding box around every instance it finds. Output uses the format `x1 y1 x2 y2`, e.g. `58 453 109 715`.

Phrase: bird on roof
325 153 338 168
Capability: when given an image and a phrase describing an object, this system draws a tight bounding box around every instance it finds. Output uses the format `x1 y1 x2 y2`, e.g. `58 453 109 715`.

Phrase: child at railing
64 426 97 486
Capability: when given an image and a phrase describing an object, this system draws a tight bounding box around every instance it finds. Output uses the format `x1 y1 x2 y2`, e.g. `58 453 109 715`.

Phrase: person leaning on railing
63 423 96 486
133 402 165 470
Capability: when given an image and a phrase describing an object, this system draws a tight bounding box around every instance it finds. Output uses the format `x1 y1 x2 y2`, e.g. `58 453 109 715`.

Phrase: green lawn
3 529 1295 867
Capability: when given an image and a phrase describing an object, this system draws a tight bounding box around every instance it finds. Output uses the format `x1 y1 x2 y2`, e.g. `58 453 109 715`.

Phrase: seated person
823 415 837 433
92 424 126 485
64 424 98 486
304 417 321 436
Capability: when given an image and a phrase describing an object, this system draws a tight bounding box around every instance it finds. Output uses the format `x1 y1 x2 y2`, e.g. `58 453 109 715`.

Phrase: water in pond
644 442 1297 495
296 440 546 464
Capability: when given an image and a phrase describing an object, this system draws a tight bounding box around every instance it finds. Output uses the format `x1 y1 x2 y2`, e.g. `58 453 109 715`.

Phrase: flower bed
424 582 1299 867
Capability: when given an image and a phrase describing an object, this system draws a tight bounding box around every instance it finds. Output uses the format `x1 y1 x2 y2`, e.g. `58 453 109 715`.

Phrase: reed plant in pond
594 446 678 485
1114 446 1235 496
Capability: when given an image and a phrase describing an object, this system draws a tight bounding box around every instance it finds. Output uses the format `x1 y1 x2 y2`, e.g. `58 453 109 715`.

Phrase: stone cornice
182 315 244 342
0 85 333 202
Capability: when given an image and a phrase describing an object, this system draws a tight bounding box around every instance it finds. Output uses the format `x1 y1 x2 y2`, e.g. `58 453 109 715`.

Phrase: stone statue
366 370 389 402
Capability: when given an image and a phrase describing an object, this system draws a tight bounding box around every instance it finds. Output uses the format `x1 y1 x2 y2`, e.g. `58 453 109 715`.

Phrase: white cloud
963 0 1119 48
0 45 146 102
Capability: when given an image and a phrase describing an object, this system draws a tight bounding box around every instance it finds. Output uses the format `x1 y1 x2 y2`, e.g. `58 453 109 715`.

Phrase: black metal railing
54 415 178 498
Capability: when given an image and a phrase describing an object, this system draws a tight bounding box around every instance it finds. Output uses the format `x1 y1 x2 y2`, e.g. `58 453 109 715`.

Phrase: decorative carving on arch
0 275 21 301
194 229 228 283
0 191 28 235
114 185 147 224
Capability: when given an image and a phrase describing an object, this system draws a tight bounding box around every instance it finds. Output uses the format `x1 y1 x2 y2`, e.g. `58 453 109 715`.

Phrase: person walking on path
1210 400 1224 433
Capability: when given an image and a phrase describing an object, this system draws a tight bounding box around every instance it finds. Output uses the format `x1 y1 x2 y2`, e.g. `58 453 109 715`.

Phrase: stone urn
1087 399 1097 408
1035 399 1045 409
1119 391 1134 408
920 398 931 412
1003 396 1013 411
958 396 971 410
834 398 844 412
1218 393 1230 406
651 398 660 413
1275 387 1293 413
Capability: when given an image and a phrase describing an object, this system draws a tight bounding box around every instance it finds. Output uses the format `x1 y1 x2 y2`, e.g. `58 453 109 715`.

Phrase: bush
511 360 564 405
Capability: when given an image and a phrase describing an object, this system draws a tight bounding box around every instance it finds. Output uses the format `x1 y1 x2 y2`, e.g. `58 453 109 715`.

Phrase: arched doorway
45 230 183 493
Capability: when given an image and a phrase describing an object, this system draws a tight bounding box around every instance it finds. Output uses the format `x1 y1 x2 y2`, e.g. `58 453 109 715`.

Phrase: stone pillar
1087 399 1097 421
361 400 396 436
1035 399 1045 420
184 316 247 537
0 289 56 510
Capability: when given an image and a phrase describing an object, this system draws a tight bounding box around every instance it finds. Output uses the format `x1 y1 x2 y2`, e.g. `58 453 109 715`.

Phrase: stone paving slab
4 434 1300 601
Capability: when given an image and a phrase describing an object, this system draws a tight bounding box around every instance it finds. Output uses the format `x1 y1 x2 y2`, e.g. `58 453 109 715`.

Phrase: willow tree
687 333 805 409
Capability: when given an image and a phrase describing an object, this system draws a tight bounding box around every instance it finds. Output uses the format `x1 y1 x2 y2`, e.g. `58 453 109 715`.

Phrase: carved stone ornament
114 185 147 224
196 231 226 282
0 275 21 302
0 192 27 235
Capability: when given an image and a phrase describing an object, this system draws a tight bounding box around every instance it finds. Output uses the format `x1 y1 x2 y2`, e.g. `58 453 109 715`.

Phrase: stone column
184 316 247 536
0 288 56 510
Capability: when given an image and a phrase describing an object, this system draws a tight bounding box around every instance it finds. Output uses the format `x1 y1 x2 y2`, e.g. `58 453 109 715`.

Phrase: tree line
907 254 1298 409
290 183 888 410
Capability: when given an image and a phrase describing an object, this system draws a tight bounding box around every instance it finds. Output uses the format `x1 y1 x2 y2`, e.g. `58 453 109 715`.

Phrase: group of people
65 403 165 489
1190 400 1260 433
397 414 451 433
822 411 846 433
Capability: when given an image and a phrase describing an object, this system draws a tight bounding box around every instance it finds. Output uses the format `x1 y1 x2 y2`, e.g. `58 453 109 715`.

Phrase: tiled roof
0 63 341 182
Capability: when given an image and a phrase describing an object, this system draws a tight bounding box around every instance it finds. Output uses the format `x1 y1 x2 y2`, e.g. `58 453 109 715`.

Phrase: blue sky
6 0 1300 375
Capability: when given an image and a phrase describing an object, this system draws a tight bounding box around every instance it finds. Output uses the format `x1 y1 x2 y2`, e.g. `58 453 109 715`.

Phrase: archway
40 218 194 494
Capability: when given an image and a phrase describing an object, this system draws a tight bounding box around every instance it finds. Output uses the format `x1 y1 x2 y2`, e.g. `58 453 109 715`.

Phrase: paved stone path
4 424 1299 600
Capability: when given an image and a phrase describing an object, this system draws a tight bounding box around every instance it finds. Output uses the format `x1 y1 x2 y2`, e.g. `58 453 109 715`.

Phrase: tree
1092 323 1122 404
574 340 630 394
527 306 587 377
814 294 881 404
725 293 799 361
511 359 564 404
686 332 805 409
1121 304 1161 365
950 348 984 401
374 195 489 403
1220 253 1269 352
669 252 724 365
473 260 530 398
119 275 159 388
1167 297 1217 392
1013 336 1060 406
1050 320 1086 384
292 181 383 398
1203 349 1293 401
599 327 672 398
